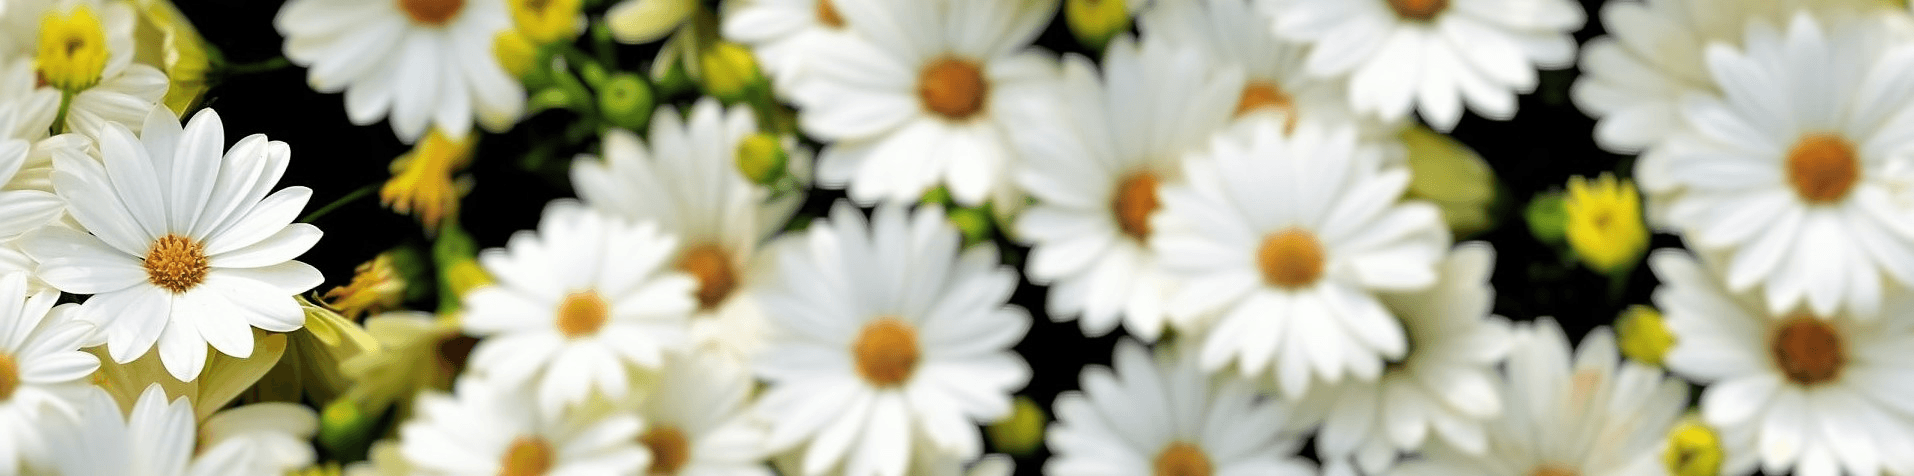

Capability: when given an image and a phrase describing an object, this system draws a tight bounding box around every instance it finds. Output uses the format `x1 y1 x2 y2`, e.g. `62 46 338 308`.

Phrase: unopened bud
698 42 763 102
735 133 788 185
598 73 655 132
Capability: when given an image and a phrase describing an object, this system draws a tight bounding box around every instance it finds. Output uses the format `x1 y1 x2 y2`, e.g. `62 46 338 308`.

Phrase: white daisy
461 200 697 417
1291 243 1512 474
791 0 1059 205
47 384 318 475
1261 0 1584 130
1003 33 1234 340
753 201 1032 476
398 376 650 475
1385 318 1687 476
1635 12 1914 319
1573 0 1881 152
1153 118 1449 399
631 353 771 476
721 0 858 95
0 56 61 141
1140 0 1373 133
275 0 525 142
0 273 95 474
570 98 806 365
0 0 167 139
21 106 324 382
1651 250 1914 475
1045 339 1317 476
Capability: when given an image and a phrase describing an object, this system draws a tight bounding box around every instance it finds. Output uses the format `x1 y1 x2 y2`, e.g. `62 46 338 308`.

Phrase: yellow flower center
1387 0 1448 21
1111 172 1160 242
555 291 609 338
1530 466 1577 476
816 0 844 28
499 436 554 476
1770 315 1843 386
1785 133 1859 204
1663 417 1724 476
0 353 18 401
852 317 919 388
1257 228 1325 289
145 234 209 294
918 57 988 121
399 0 465 26
677 244 737 312
1153 442 1212 476
639 426 690 475
35 5 110 93
1235 81 1295 119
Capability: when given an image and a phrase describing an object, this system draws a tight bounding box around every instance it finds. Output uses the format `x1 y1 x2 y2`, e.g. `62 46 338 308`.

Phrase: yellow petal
606 0 696 44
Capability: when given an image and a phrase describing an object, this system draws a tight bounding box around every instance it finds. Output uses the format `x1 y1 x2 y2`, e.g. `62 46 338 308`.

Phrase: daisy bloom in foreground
275 0 524 142
1636 12 1914 319
1387 319 1687 476
1154 118 1449 399
571 99 806 364
1045 339 1317 476
791 0 1059 205
753 202 1032 476
0 0 168 139
23 107 323 382
0 273 95 474
1292 244 1512 474
1261 0 1584 130
398 376 649 475
1651 250 1914 475
630 353 771 476
47 384 318 475
461 200 697 417
1005 33 1235 341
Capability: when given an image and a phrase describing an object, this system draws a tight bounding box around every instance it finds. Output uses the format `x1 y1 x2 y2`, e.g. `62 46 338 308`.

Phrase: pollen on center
1235 81 1295 119
640 425 691 475
35 5 109 93
1153 441 1212 476
0 353 19 401
1257 227 1326 289
1785 133 1860 204
555 290 610 338
1771 315 1844 386
1111 171 1160 242
918 57 989 121
678 243 738 311
1530 466 1578 476
499 436 555 476
816 0 845 28
852 317 919 388
145 234 210 294
1387 0 1449 21
399 0 465 26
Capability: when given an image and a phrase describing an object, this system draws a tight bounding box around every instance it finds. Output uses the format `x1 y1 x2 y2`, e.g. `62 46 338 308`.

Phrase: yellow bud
985 396 1046 457
1663 415 1723 476
131 0 213 116
36 5 111 93
735 133 788 185
698 42 762 102
1616 305 1675 366
1564 173 1648 275
493 30 540 81
444 259 493 298
1402 125 1498 237
1065 0 1130 52
323 253 409 320
508 0 582 45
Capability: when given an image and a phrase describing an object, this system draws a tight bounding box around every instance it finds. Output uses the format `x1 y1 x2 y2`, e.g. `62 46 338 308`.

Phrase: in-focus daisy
1004 33 1235 340
22 107 324 381
1292 244 1512 474
753 202 1032 476
398 376 650 475
461 200 697 417
1045 339 1317 476
1139 0 1369 132
1154 118 1449 399
47 384 318 475
721 0 857 92
275 0 525 142
1636 12 1914 318
1386 319 1687 476
0 0 167 139
1261 0 1584 130
571 99 806 364
631 353 771 476
791 0 1059 205
0 273 95 474
1651 250 1914 475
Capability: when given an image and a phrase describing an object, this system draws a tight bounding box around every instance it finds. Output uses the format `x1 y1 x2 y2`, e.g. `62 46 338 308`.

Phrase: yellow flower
381 129 476 232
508 0 583 45
1663 415 1724 476
1616 305 1675 365
493 30 539 81
324 253 409 320
36 4 110 93
1564 173 1648 274
131 0 212 115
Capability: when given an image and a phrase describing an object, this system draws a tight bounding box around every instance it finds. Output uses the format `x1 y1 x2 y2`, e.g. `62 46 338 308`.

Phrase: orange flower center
816 0 844 28
1153 442 1212 476
145 234 209 294
0 353 18 401
399 0 465 25
1387 0 1448 21
1236 81 1295 118
918 57 988 120
1257 228 1325 289
555 291 609 338
1785 134 1859 204
1530 466 1578 476
677 244 738 311
1111 172 1161 241
1771 315 1844 386
639 426 690 475
499 436 554 476
852 317 919 387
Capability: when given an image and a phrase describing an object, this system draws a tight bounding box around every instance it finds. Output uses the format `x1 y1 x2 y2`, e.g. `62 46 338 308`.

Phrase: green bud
317 398 378 461
986 396 1047 457
735 133 788 185
698 41 763 102
597 73 655 132
1525 191 1568 246
921 186 953 206
948 206 995 247
1065 0 1131 52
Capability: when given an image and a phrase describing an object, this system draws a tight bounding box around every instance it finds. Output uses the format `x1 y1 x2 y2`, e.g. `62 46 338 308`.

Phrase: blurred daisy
1154 119 1449 399
276 0 524 142
398 376 649 475
0 0 167 139
48 384 317 475
0 274 94 474
1140 0 1368 132
1386 319 1687 476
1262 0 1584 130
631 353 771 476
461 200 697 417
22 107 324 382
1637 12 1914 319
0 57 60 140
571 99 805 364
1562 173 1648 275
722 0 856 93
1651 250 1914 475
754 202 1032 476
1004 33 1235 340
1293 244 1512 474
791 0 1059 205
1045 339 1317 476
0 135 64 239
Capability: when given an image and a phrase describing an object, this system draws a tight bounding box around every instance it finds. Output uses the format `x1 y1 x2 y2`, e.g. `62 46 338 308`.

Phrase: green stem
48 90 74 136
223 57 294 76
300 184 379 223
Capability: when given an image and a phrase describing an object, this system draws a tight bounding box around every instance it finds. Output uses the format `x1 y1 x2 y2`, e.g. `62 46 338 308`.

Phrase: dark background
173 0 1677 471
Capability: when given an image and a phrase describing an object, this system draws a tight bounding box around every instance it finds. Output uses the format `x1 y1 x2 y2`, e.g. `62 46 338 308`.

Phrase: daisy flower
1651 250 1914 475
1261 0 1584 130
753 202 1032 476
47 384 318 475
1003 33 1235 340
722 0 857 94
1386 318 1688 476
1045 339 1317 476
397 376 650 475
1291 243 1512 474
0 0 167 139
275 0 525 142
0 273 95 474
1139 0 1370 133
21 107 324 382
461 200 698 417
571 99 806 364
631 353 771 476
1635 12 1914 319
790 0 1060 205
1153 118 1449 399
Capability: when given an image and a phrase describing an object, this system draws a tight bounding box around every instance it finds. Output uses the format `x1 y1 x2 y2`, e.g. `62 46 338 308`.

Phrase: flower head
1564 173 1648 274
